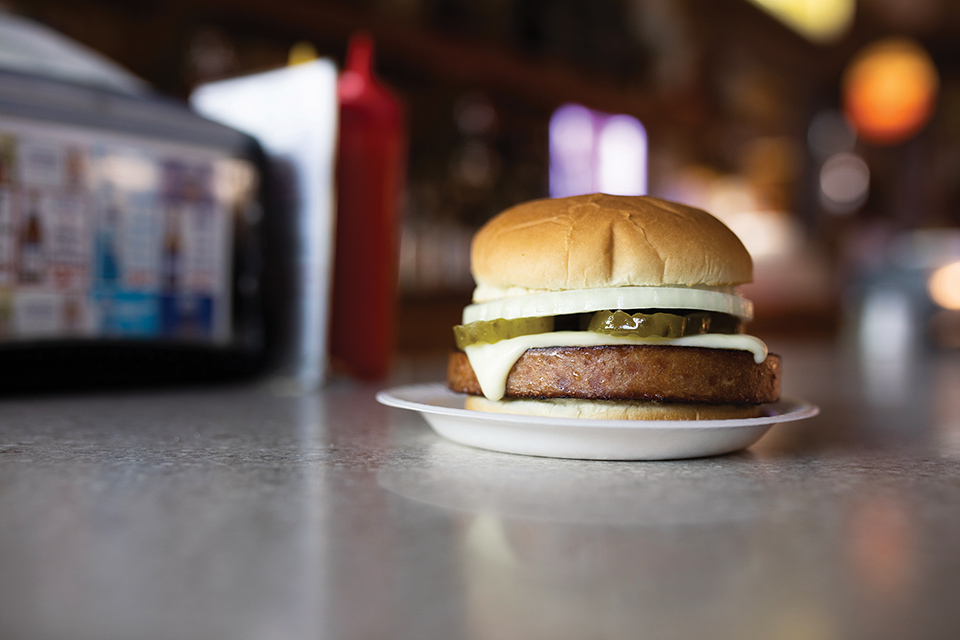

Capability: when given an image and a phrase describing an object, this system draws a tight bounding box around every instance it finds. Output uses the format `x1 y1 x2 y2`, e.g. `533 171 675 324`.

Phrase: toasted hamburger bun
465 395 764 420
470 193 752 300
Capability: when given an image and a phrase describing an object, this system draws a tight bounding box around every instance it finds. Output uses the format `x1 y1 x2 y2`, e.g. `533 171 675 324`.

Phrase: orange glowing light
929 260 960 310
843 38 939 145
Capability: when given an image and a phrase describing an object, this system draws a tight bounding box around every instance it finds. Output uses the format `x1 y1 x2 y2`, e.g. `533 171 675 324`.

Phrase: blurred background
1 0 960 387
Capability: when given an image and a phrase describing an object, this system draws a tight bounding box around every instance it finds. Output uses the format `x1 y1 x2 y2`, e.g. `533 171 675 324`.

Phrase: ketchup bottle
330 33 406 379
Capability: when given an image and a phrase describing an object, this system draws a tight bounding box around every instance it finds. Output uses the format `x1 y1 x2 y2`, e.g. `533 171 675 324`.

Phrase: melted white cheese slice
464 331 769 401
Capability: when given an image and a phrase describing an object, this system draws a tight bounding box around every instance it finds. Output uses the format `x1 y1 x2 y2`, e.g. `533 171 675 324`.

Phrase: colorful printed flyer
0 115 245 345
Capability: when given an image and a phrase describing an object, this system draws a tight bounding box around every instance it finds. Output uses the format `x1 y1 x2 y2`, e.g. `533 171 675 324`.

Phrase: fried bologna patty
447 345 781 404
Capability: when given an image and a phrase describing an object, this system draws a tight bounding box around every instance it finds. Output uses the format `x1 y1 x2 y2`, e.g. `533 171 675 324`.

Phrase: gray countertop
2 340 960 640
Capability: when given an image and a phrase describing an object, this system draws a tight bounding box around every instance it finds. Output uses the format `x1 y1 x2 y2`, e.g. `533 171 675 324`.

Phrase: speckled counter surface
2 341 960 640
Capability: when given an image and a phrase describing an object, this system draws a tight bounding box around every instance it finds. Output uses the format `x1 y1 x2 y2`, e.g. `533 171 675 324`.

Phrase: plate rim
376 382 819 431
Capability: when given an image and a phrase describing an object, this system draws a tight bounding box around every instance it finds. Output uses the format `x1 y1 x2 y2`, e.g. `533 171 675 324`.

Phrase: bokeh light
807 109 856 159
549 104 647 198
929 260 960 310
819 152 870 214
747 0 855 43
596 115 647 196
287 41 318 66
549 104 595 198
843 38 940 146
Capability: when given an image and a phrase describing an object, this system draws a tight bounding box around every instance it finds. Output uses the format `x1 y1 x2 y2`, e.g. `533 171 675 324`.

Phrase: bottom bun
464 395 764 421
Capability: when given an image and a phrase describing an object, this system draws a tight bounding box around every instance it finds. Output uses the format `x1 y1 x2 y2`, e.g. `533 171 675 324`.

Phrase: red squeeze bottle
330 33 406 379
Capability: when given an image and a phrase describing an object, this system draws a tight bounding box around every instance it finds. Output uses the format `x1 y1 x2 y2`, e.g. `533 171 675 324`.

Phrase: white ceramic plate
377 383 819 460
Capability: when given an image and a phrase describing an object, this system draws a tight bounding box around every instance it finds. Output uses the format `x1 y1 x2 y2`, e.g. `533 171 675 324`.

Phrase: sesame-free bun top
471 193 752 292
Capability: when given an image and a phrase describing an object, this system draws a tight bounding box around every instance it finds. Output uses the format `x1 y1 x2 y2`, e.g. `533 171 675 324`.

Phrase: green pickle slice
587 310 741 338
454 316 554 350
454 310 741 349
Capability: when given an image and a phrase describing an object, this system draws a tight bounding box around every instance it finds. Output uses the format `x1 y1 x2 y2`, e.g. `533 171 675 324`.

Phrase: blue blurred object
846 228 960 407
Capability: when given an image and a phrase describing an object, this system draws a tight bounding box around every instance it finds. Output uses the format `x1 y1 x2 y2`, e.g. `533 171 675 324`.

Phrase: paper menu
0 115 251 344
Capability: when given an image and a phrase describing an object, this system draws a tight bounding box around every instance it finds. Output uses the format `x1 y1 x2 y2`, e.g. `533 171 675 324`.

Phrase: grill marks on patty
447 345 781 405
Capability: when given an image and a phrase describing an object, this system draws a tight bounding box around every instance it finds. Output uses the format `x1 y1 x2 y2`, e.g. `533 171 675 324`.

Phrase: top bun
471 193 752 292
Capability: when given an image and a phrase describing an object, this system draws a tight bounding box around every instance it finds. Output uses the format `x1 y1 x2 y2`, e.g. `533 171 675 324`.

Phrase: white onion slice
462 286 754 324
